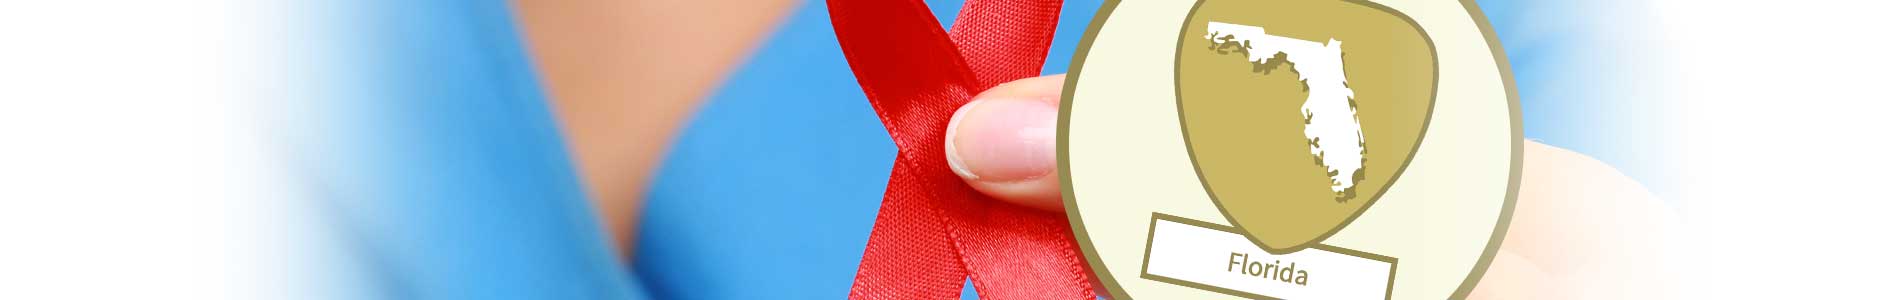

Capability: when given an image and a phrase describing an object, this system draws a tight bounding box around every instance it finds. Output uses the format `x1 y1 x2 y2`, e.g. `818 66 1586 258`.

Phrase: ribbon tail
849 158 968 300
830 0 983 298
950 195 1098 299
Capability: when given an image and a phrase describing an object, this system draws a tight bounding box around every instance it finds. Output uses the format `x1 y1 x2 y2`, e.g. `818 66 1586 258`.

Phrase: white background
1652 1 1900 298
0 0 297 298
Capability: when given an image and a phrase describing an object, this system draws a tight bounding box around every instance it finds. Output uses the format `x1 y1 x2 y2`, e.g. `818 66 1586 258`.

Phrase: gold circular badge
1061 0 1519 299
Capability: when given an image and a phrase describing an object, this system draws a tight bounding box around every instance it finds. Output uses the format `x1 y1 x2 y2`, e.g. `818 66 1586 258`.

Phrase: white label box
1142 214 1396 300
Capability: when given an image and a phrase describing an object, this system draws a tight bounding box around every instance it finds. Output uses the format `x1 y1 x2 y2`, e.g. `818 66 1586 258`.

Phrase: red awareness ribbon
827 0 1095 299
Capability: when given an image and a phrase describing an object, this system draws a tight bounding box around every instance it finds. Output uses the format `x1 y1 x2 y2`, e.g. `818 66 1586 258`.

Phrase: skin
511 0 798 258
515 4 1677 296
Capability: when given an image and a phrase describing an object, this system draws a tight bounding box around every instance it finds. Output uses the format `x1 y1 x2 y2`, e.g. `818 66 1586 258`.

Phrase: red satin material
827 0 1093 299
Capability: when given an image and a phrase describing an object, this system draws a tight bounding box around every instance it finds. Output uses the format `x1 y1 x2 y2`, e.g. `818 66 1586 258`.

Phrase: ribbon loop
948 0 1065 88
828 0 1092 299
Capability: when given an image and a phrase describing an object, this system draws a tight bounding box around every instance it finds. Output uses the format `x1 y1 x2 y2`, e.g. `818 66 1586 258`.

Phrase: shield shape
1174 0 1436 254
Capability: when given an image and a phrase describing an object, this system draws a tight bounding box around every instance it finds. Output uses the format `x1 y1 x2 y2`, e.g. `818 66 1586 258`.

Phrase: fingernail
946 96 1058 182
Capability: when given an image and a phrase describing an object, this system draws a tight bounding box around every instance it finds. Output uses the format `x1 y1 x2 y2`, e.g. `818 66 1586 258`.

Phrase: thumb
946 74 1067 212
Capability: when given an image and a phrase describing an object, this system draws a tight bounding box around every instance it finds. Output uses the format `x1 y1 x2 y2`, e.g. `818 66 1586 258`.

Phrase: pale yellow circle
1060 0 1520 299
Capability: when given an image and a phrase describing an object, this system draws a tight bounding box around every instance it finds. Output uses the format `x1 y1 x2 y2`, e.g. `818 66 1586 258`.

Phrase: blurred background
0 0 1891 298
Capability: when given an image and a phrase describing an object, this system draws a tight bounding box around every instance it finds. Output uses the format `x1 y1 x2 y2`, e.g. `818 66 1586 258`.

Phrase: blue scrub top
312 0 1659 298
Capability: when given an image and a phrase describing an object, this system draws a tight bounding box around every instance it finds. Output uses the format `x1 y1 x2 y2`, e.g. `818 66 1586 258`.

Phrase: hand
945 74 1681 299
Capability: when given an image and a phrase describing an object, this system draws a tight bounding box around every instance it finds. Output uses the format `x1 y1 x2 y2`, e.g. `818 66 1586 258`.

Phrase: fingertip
946 74 1068 211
